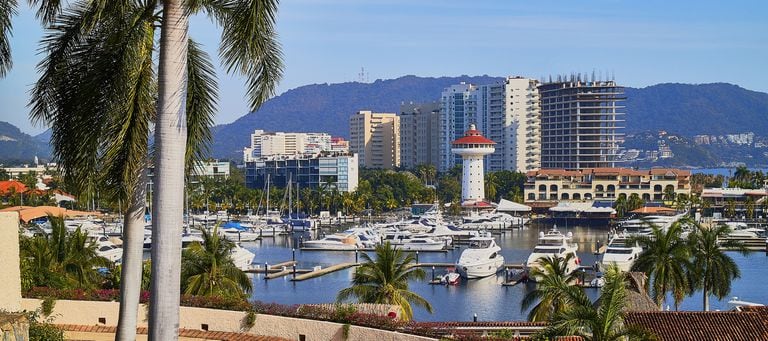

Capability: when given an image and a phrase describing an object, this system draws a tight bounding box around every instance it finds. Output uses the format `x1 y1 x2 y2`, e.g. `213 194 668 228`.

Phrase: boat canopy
496 199 531 212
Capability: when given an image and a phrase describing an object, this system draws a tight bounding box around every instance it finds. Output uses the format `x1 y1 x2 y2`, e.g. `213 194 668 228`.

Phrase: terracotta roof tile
56 324 290 341
624 311 768 341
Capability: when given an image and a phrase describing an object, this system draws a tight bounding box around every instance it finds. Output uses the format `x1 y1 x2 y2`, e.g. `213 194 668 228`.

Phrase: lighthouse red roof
451 125 495 145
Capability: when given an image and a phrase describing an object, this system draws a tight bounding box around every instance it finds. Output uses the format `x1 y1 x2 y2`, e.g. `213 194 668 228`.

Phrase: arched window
528 193 535 200
550 184 558 192
607 185 615 192
573 193 581 200
585 193 593 200
539 184 546 191
561 193 570 200
654 185 662 192
642 193 651 201
595 185 604 192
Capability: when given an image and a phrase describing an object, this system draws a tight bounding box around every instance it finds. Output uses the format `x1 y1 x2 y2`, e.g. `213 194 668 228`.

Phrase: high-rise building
349 111 400 169
439 83 476 172
399 102 440 170
471 77 541 172
538 77 625 169
438 78 541 173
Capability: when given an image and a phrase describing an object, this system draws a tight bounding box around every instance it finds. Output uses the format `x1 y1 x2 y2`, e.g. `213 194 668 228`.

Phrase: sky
1 0 766 135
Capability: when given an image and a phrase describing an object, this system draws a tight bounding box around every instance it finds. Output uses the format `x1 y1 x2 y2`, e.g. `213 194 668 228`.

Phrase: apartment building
243 130 334 163
523 168 691 203
438 83 476 172
349 111 400 169
538 77 625 169
399 102 440 170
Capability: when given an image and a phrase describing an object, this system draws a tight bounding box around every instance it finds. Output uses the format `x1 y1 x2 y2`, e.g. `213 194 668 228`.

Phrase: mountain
0 122 51 163
625 83 768 135
211 77 768 161
210 75 503 159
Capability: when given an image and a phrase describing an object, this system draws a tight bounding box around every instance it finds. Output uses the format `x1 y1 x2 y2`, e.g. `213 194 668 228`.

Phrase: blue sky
1 0 766 134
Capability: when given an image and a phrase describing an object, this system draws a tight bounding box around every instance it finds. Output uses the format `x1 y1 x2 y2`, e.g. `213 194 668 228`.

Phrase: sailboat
286 173 313 232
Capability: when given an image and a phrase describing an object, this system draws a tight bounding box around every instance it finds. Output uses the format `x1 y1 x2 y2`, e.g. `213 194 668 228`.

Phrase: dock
299 247 450 253
291 262 360 281
244 260 297 274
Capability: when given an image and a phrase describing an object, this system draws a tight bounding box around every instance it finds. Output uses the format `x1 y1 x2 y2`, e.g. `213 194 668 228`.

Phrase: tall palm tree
181 226 252 297
687 223 746 311
521 254 579 322
32 1 281 339
630 220 691 310
337 242 433 320
536 265 658 341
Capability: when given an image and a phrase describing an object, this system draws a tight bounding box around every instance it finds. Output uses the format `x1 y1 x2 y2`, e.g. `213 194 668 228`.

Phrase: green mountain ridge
0 121 51 163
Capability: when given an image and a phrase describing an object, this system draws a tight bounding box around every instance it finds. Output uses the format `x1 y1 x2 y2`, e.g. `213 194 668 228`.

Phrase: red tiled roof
56 324 290 341
624 311 768 341
0 180 28 195
452 127 495 145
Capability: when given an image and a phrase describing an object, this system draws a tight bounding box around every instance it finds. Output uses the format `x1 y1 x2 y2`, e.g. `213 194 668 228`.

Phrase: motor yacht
219 221 261 242
724 222 765 239
382 231 413 246
230 243 255 271
618 213 686 235
599 231 642 272
91 235 123 263
456 236 504 279
525 227 580 280
400 237 446 251
302 233 367 250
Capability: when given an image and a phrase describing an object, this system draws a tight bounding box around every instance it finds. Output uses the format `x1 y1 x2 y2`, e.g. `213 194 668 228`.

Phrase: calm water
242 225 768 321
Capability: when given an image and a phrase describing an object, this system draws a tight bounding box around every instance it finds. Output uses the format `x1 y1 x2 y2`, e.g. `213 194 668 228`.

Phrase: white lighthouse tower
451 123 496 206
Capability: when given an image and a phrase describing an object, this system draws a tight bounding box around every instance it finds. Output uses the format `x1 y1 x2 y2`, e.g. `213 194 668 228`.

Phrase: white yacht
525 227 580 279
724 222 765 239
618 213 686 235
220 222 261 242
400 237 446 251
91 235 123 263
302 233 367 250
382 231 413 246
462 211 528 228
230 244 255 271
599 231 642 272
456 236 504 279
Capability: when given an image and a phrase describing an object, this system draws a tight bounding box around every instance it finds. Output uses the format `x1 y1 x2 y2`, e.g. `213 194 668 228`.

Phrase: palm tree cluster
631 218 747 311
337 242 433 321
533 265 658 341
19 215 111 290
521 254 580 322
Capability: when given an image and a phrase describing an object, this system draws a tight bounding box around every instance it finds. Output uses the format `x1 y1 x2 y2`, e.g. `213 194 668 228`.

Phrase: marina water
242 225 768 321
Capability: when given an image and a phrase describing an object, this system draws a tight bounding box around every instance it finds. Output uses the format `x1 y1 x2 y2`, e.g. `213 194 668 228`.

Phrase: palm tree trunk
149 1 188 339
116 168 148 341
703 286 710 311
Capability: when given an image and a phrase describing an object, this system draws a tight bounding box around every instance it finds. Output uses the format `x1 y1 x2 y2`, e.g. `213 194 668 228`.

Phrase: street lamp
416 251 420 264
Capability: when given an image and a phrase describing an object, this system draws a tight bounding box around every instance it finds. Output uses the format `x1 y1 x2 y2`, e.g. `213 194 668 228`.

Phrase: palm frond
185 38 218 170
214 0 283 109
0 0 17 77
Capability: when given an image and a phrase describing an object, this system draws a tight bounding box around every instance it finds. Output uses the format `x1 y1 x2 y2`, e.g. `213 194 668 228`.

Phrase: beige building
399 102 440 170
349 111 400 169
524 168 691 202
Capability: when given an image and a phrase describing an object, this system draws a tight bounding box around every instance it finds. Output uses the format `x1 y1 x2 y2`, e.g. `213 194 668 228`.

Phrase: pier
291 262 360 281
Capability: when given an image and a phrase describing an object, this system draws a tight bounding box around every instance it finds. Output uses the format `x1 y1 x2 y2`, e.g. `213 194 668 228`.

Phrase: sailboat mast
288 173 292 218
266 174 270 215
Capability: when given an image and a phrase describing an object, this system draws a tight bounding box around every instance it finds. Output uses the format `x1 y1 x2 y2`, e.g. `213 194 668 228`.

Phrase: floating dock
291 262 360 281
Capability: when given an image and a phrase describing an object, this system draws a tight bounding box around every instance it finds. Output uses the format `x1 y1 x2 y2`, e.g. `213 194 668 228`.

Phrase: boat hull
457 257 504 279
400 243 445 251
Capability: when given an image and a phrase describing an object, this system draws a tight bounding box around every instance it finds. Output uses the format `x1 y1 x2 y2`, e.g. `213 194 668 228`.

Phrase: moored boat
456 236 504 279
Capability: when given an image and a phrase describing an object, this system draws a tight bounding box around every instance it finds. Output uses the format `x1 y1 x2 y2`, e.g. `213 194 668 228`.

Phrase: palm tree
181 226 252 297
485 172 498 202
687 223 746 311
521 254 579 322
630 220 691 310
19 215 111 289
337 242 432 320
1 0 60 77
32 1 281 338
536 265 658 341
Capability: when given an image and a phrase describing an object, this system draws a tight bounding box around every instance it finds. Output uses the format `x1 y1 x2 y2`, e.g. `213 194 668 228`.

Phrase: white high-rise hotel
438 77 541 173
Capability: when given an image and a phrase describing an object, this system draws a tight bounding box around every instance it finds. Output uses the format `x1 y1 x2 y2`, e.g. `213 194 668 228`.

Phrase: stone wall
0 212 21 312
0 313 28 341
22 299 435 341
